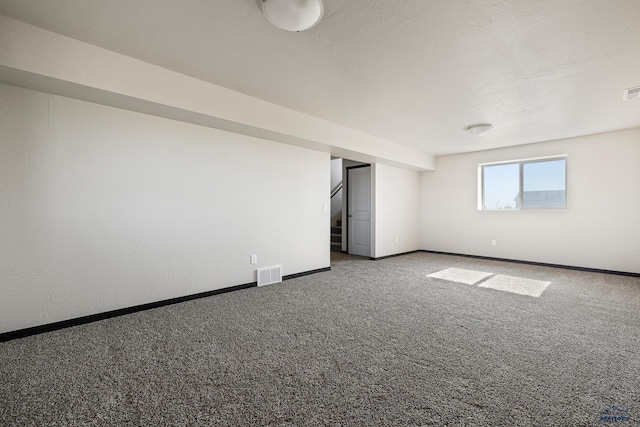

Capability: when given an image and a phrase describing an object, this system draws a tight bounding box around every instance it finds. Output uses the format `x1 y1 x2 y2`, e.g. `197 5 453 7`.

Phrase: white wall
0 15 435 172
420 128 640 274
0 83 330 334
374 164 421 258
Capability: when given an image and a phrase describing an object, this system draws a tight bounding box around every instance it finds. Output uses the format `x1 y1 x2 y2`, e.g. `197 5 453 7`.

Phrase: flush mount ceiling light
463 123 493 136
262 0 324 32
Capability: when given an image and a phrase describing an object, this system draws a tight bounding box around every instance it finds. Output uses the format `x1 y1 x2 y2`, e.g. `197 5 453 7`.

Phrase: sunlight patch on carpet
427 268 493 285
478 274 550 297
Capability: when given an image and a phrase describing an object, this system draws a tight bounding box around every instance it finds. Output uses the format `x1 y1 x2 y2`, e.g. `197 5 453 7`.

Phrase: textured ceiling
1 0 639 156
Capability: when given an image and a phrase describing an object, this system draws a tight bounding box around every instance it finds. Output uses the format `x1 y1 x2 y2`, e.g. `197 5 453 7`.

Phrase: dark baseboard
283 266 330 281
0 282 256 343
0 266 329 343
420 250 640 278
371 250 421 261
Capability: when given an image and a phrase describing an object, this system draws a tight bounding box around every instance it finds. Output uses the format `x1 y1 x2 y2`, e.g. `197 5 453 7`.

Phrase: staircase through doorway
331 219 342 252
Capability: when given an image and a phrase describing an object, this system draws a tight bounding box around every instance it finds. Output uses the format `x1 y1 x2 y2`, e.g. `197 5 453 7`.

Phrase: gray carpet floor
1 252 639 426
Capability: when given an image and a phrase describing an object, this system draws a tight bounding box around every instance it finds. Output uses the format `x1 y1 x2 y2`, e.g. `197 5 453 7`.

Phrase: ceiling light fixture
464 123 493 136
262 0 324 32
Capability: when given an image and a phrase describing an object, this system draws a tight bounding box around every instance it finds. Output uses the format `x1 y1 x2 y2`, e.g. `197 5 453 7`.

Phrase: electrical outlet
491 240 497 246
250 254 258 264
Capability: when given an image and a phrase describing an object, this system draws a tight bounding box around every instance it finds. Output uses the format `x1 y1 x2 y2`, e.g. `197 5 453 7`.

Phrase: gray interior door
347 166 371 257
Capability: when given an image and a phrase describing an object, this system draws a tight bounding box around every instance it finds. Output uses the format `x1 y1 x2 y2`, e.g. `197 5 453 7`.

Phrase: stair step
331 235 341 243
331 226 342 234
336 219 342 227
330 242 342 252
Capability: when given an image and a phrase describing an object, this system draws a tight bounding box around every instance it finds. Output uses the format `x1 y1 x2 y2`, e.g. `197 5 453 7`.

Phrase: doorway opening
330 158 373 259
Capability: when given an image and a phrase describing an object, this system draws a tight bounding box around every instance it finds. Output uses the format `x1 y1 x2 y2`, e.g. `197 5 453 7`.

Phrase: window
479 157 566 210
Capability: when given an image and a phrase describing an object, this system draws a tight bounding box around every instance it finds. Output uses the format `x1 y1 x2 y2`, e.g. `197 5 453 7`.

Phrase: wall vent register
623 86 640 100
257 266 283 286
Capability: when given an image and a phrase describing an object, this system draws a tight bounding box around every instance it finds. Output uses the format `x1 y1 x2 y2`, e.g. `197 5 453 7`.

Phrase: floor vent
623 86 640 100
257 266 283 286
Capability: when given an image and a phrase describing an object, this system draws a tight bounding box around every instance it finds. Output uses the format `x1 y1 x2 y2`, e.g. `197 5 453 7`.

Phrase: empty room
1 1 639 425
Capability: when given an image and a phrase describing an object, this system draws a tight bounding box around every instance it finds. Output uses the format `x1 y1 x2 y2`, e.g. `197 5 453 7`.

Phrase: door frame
345 164 372 257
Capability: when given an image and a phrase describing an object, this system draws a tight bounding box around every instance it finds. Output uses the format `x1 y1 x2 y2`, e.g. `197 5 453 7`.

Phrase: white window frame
478 155 568 211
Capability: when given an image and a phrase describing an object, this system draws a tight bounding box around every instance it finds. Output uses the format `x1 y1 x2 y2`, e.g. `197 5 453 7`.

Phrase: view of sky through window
523 160 566 191
523 159 566 208
482 159 566 210
483 163 518 209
